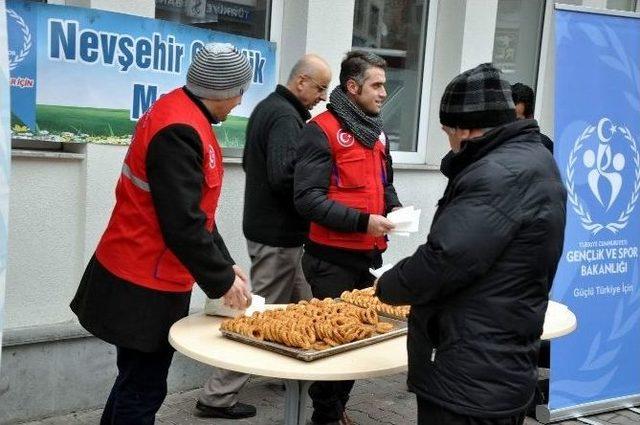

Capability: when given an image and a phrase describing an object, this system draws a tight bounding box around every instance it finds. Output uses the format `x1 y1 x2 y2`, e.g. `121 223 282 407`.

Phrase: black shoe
194 400 257 419
310 412 352 425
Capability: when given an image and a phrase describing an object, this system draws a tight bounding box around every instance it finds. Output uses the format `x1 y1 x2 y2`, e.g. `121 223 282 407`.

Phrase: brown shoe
339 412 354 425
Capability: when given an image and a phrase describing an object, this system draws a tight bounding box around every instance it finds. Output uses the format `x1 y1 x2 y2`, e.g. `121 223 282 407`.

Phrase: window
606 0 637 10
354 0 365 30
557 0 637 9
155 0 272 40
492 0 546 89
493 0 638 116
352 0 433 163
368 5 380 38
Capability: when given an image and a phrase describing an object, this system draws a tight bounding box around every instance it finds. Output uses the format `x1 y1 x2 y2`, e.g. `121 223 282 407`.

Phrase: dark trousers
527 340 550 416
100 345 175 425
417 398 526 425
301 253 376 423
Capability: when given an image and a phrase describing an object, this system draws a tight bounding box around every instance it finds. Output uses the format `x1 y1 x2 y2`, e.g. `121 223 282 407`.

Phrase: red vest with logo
309 110 388 251
96 88 224 292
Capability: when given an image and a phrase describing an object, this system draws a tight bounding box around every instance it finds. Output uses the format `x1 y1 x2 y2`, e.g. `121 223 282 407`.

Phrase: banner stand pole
536 395 640 423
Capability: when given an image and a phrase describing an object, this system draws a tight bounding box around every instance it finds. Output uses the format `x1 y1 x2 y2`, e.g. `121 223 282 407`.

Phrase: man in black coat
376 63 567 425
195 55 332 419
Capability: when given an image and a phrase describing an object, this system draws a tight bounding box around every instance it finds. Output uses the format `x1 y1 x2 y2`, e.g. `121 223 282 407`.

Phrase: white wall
278 0 355 115
6 155 86 328
4 151 254 329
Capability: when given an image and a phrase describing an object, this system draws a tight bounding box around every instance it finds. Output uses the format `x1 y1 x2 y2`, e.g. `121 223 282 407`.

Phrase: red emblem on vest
208 145 216 169
337 129 355 147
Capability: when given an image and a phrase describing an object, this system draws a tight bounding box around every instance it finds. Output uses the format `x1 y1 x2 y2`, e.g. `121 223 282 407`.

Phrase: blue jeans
100 345 174 425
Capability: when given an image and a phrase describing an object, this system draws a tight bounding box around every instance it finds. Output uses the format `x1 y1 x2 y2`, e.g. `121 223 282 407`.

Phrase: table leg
283 379 311 425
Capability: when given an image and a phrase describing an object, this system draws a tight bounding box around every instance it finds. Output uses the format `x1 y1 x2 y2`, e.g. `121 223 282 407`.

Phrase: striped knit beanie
186 43 253 100
439 63 516 129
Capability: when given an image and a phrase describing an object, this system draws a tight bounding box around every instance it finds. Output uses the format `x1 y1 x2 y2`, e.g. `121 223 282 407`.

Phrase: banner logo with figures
7 7 31 72
566 117 640 235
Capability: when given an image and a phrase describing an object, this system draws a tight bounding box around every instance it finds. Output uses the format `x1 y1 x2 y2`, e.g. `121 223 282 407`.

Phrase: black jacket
242 85 311 247
376 120 567 417
540 131 554 153
294 112 401 270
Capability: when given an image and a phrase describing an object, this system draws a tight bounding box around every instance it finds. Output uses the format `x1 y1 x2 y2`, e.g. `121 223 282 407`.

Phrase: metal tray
372 309 409 322
220 315 407 362
338 300 409 322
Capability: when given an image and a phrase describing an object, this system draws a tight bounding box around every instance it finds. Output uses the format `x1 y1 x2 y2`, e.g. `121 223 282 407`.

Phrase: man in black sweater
294 51 401 425
195 54 332 419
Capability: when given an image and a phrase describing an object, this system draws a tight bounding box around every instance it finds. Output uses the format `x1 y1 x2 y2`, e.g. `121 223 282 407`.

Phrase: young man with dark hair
511 82 554 152
294 50 402 425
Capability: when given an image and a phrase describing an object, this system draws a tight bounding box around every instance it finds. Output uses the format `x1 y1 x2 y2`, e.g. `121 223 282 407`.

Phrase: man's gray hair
287 54 329 84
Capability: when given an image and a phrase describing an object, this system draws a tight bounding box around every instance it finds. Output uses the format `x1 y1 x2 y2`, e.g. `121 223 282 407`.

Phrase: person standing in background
511 82 553 152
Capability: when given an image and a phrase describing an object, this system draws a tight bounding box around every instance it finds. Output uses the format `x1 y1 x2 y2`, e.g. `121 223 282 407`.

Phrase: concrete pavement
15 372 640 425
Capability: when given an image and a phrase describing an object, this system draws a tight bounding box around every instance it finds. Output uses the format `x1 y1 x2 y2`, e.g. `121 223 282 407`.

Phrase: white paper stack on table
387 205 421 236
204 294 266 318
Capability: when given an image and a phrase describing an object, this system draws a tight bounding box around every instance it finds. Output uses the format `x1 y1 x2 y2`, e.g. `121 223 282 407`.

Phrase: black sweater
242 85 311 247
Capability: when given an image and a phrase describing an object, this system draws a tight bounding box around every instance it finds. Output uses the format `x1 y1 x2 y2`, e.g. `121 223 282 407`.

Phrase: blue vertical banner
551 6 640 415
0 0 12 369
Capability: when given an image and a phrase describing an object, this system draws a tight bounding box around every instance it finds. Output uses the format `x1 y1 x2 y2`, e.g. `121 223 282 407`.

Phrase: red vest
309 111 388 251
96 88 224 292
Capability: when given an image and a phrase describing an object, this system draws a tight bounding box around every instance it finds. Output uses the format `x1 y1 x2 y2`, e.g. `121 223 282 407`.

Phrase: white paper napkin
204 294 266 318
387 206 421 235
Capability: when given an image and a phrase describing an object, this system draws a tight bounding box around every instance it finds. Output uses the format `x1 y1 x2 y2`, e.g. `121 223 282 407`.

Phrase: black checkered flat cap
440 63 516 129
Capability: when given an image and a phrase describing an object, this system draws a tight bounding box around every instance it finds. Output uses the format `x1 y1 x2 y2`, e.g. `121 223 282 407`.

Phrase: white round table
169 301 576 424
543 300 577 339
169 308 406 425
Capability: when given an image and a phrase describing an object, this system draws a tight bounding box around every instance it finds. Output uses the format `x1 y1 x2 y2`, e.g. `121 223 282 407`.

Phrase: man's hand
367 214 395 237
232 264 249 285
222 265 252 309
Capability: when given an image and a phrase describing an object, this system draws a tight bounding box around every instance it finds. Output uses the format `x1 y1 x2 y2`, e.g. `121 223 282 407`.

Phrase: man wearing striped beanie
70 43 253 425
376 63 567 424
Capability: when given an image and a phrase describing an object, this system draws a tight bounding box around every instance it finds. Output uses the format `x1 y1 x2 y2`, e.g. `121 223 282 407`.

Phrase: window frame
389 0 438 165
222 0 280 158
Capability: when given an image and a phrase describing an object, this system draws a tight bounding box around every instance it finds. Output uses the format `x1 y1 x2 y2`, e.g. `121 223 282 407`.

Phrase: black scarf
327 86 383 148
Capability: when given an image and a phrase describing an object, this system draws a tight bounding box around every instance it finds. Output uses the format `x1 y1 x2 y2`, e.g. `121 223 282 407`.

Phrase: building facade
1 0 639 422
